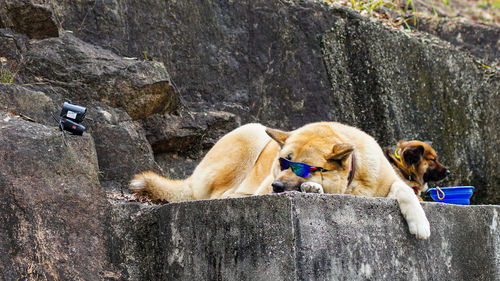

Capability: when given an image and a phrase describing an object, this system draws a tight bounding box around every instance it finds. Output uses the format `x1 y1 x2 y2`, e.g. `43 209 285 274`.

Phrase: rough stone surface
0 112 110 280
292 194 499 280
86 102 159 186
0 84 58 126
18 31 179 121
49 0 339 127
136 195 297 281
414 17 500 67
140 108 239 178
107 202 156 281
134 192 500 281
0 0 59 39
0 28 182 185
0 28 27 63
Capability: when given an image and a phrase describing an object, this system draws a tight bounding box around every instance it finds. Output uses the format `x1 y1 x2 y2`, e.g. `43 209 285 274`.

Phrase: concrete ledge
134 193 499 280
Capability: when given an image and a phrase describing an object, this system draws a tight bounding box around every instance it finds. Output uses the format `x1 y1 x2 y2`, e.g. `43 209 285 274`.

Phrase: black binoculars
59 102 86 135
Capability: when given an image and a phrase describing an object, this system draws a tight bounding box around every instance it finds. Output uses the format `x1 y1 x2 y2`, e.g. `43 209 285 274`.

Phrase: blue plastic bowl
427 186 474 205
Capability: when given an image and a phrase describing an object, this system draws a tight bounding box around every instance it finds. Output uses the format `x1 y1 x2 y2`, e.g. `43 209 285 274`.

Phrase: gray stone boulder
0 84 58 126
17 31 179 121
0 83 159 188
86 102 159 187
0 28 27 63
49 0 340 127
107 202 156 280
140 108 239 178
0 0 59 39
0 112 110 280
0 22 242 190
0 26 187 186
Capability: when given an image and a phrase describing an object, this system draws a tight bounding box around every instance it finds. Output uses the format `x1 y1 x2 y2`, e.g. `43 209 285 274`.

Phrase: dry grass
324 0 500 28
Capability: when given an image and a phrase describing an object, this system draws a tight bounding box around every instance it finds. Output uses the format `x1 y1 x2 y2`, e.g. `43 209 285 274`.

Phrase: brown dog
384 140 450 201
130 122 430 239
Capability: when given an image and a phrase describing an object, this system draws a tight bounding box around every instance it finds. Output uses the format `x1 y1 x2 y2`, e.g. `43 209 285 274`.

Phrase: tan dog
130 122 430 239
384 140 450 201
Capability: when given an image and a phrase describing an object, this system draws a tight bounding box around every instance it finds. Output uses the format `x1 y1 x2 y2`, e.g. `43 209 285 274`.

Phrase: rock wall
38 0 499 203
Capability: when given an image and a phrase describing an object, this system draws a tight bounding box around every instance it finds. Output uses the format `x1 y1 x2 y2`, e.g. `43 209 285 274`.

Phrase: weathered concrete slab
134 194 296 280
135 192 499 280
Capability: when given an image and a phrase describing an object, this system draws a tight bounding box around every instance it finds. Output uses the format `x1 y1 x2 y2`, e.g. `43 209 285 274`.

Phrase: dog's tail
129 171 193 203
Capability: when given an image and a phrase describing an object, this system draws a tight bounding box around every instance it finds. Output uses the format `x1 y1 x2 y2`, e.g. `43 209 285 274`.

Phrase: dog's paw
390 181 431 240
407 218 430 240
300 182 324 194
402 205 431 240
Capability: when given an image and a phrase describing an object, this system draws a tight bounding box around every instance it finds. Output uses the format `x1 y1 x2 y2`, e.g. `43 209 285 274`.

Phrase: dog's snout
272 181 285 193
445 169 450 176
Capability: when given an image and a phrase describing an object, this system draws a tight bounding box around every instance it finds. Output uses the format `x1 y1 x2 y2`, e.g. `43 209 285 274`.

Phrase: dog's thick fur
384 140 450 201
130 122 430 239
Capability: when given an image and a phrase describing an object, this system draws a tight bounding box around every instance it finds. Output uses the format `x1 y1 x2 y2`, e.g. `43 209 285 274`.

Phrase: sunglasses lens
279 158 312 177
290 163 312 178
279 158 290 171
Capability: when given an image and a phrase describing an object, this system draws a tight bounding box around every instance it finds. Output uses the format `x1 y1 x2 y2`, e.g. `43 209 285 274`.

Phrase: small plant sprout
0 57 21 84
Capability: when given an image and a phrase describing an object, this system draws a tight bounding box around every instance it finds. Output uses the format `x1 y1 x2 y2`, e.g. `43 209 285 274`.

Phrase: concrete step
129 193 499 280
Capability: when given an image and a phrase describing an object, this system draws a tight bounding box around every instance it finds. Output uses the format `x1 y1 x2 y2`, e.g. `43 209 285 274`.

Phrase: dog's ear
266 128 290 147
327 143 354 164
403 145 424 166
397 139 408 147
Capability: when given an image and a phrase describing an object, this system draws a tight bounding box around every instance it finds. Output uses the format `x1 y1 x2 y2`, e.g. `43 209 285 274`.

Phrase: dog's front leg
300 182 324 194
388 181 430 240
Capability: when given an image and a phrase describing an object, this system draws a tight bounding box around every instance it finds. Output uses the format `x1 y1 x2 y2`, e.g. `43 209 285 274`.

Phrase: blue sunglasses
279 157 329 178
